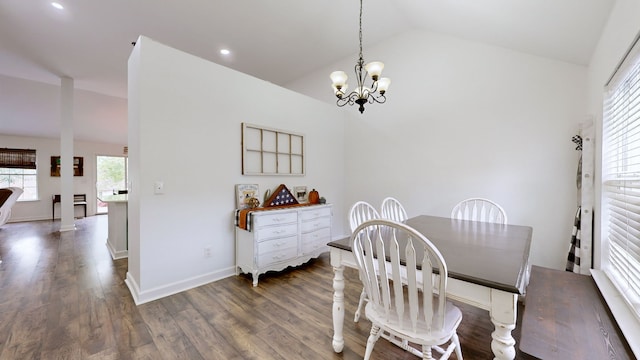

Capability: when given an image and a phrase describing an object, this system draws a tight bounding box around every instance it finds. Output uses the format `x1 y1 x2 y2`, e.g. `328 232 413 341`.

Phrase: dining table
328 215 533 360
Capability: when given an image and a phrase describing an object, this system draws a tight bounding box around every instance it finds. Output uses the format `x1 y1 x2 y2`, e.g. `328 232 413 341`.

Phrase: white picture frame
236 184 259 209
293 186 308 203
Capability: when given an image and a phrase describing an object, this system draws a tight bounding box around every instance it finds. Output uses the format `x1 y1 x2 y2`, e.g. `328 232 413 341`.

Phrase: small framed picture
236 184 259 209
293 186 308 203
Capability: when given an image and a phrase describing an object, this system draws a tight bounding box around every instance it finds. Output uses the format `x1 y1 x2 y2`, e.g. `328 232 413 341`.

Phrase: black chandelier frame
333 0 388 114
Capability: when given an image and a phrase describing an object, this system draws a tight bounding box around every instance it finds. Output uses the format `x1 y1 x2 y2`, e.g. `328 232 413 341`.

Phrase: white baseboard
105 240 128 260
125 266 237 305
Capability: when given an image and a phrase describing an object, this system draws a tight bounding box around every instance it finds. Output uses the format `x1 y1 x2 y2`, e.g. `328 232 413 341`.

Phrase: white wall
586 0 640 268
287 29 587 270
126 36 348 304
0 134 125 221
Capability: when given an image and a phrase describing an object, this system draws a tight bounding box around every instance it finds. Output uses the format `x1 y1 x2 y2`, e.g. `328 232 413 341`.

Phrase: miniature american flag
269 187 298 206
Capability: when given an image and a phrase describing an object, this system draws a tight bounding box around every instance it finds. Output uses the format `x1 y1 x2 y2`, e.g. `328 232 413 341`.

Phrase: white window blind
603 46 640 319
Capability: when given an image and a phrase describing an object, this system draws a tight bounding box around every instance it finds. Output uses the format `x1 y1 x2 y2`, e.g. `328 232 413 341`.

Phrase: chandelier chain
358 0 363 62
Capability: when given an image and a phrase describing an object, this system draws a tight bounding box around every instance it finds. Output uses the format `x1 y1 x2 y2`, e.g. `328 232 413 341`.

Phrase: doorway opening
96 155 128 214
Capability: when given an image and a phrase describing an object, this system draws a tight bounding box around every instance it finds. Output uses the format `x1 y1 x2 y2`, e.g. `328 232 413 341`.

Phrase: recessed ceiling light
220 49 231 55
51 2 64 9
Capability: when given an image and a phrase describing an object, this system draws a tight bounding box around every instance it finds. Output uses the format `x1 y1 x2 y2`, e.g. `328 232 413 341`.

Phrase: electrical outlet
204 247 211 258
154 181 164 194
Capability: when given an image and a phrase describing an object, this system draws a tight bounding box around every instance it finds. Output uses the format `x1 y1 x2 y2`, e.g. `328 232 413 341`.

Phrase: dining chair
349 201 381 322
450 197 508 224
0 187 23 228
357 196 407 325
451 197 530 301
349 201 381 231
380 197 408 222
351 219 463 360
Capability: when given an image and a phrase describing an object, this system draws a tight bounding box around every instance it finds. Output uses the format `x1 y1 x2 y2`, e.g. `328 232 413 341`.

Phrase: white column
59 76 75 232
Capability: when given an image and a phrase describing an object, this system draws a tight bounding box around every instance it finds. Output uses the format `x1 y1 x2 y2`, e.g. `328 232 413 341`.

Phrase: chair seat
365 299 462 345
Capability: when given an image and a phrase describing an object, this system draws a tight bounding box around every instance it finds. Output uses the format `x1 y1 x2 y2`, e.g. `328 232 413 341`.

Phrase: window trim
592 270 640 356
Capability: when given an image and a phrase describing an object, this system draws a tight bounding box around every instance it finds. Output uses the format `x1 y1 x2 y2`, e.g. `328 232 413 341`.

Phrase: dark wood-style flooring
0 216 531 359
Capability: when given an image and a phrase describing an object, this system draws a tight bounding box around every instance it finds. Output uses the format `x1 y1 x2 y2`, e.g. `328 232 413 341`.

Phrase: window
602 43 640 320
0 148 38 201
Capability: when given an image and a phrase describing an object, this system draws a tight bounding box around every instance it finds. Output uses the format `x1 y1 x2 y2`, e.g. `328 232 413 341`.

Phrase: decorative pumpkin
308 189 320 204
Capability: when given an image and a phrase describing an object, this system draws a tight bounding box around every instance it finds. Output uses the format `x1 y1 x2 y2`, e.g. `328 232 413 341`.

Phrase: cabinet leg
252 271 259 287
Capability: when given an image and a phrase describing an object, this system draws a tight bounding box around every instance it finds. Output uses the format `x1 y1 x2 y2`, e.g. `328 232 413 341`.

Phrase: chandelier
330 0 390 114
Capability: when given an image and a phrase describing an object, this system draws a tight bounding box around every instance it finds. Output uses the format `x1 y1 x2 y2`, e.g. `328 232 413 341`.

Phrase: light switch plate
154 181 164 194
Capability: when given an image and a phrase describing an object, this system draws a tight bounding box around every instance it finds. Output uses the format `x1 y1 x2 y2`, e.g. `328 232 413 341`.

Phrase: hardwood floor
0 216 531 359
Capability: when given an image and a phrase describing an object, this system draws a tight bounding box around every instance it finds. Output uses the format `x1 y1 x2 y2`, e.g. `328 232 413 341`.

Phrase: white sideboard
235 204 332 286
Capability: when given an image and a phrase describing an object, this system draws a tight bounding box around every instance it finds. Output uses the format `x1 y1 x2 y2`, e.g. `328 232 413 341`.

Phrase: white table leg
489 289 517 360
332 264 345 353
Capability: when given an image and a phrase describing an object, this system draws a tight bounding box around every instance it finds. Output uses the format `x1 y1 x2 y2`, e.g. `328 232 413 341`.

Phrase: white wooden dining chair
351 219 463 360
349 201 381 232
450 197 530 301
355 196 408 324
380 197 408 222
349 201 381 322
450 198 508 224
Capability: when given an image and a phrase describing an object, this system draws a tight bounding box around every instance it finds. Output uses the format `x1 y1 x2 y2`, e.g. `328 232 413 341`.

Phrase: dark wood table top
327 215 533 294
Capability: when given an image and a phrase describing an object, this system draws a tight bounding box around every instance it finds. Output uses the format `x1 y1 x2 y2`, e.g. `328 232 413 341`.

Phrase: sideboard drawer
300 207 331 221
301 227 331 245
257 235 297 254
300 217 331 233
255 223 298 242
253 212 297 227
301 240 328 255
301 228 331 254
257 247 299 267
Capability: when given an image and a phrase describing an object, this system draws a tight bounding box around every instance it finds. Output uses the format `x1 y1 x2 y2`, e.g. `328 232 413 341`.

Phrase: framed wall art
236 184 259 209
50 156 83 177
241 123 305 176
293 186 308 203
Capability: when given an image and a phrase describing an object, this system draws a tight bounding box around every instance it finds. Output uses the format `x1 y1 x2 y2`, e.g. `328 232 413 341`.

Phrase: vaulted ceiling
0 0 615 143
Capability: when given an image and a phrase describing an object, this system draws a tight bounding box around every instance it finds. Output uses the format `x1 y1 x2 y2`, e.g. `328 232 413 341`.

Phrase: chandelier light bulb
356 86 371 98
333 84 348 97
377 78 391 94
330 71 348 88
364 61 384 80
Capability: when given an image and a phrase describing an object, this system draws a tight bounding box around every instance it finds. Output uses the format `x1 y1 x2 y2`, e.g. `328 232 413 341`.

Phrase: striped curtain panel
566 206 582 272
